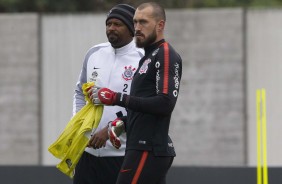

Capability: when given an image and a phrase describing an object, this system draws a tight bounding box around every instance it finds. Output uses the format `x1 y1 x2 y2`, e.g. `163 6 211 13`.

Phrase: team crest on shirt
122 65 136 81
139 59 151 74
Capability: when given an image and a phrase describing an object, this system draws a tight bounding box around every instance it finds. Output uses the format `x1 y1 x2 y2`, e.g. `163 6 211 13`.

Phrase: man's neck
144 39 165 55
112 38 133 49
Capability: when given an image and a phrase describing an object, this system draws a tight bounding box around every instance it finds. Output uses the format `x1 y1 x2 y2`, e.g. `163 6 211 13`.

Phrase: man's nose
108 24 116 31
134 23 141 31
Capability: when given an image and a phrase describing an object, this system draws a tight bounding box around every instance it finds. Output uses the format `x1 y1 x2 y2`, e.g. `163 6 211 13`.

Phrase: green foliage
0 0 282 12
250 0 282 7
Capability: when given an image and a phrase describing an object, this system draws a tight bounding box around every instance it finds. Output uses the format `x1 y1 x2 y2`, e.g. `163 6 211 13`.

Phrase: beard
135 28 157 48
107 32 120 47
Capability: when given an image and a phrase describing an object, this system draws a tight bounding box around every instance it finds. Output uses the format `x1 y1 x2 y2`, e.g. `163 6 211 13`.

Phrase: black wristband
114 93 129 107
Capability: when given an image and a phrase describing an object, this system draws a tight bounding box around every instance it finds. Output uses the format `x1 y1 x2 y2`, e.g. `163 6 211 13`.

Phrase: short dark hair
137 2 166 22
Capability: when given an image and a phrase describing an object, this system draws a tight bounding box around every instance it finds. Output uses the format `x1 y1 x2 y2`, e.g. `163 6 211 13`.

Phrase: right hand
108 118 125 149
87 86 118 105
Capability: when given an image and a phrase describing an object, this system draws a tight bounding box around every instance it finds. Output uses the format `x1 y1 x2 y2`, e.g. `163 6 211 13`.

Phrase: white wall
247 9 282 166
0 14 39 165
166 9 246 166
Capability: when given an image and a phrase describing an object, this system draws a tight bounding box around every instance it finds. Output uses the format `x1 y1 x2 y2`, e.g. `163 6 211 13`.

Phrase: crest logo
122 65 136 81
139 59 151 74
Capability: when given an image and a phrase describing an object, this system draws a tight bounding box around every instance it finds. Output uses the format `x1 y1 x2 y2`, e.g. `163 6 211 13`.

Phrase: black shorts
116 150 174 184
73 151 124 184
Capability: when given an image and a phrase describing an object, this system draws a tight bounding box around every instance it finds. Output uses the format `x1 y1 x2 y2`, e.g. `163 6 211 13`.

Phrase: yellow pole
261 89 268 184
256 88 268 184
256 89 262 184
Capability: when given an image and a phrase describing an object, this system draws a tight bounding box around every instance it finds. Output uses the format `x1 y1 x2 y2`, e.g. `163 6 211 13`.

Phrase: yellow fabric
48 82 103 178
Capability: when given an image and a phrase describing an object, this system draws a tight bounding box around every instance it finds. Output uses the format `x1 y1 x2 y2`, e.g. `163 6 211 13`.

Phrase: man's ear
157 20 165 32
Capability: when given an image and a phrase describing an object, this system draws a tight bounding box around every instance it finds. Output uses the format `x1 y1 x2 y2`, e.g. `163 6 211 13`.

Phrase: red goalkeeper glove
108 118 125 149
98 88 118 105
87 86 117 105
88 86 128 106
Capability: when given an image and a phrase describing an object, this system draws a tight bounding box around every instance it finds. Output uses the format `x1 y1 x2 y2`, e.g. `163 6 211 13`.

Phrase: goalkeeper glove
87 86 127 106
108 118 125 149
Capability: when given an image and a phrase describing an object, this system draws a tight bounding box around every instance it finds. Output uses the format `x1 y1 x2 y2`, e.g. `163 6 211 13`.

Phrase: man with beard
87 2 182 184
72 4 143 184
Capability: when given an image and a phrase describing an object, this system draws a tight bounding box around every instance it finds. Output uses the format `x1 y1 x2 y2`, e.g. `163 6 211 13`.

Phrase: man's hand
87 86 117 105
87 126 109 149
108 118 125 149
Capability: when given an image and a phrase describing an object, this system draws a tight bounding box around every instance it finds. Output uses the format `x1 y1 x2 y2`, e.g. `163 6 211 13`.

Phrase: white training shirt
73 40 144 157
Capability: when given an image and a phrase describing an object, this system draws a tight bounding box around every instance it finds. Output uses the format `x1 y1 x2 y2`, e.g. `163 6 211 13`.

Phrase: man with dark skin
73 4 143 184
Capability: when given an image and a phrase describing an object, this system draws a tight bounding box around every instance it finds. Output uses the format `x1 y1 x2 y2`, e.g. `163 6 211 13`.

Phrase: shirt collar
144 39 165 55
113 40 135 55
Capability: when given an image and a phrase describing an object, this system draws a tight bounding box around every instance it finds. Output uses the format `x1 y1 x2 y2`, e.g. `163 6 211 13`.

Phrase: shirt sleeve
125 43 182 115
72 54 88 116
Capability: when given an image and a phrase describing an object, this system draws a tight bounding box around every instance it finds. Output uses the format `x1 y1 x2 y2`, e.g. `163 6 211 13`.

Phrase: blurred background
1 0 282 183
